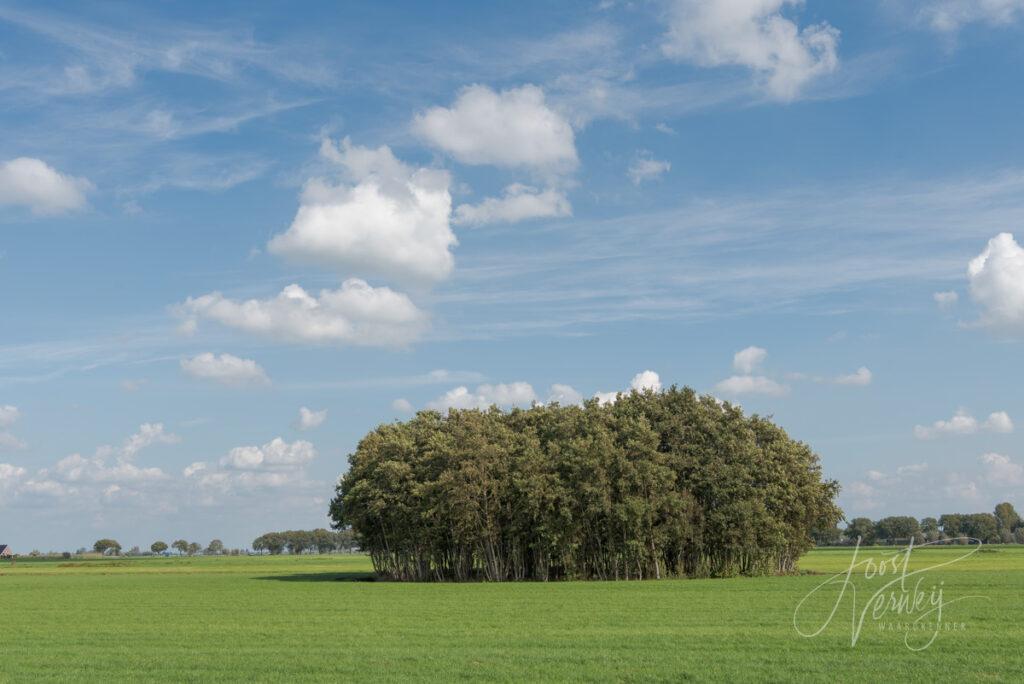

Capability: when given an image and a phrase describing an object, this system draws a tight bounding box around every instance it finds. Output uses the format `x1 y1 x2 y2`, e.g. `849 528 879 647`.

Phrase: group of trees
159 539 230 555
86 533 355 558
92 539 122 555
252 528 357 555
91 539 237 556
814 502 1024 545
330 387 841 581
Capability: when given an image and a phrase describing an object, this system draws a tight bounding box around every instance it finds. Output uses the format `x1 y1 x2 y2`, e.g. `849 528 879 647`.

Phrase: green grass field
2 546 1022 682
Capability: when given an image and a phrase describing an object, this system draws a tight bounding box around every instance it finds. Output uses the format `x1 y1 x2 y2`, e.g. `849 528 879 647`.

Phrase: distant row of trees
91 539 240 556
814 502 1023 545
85 533 358 557
252 529 357 555
331 388 841 581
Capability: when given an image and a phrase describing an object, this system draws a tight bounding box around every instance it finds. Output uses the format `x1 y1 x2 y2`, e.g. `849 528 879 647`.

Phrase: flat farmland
2 546 1022 682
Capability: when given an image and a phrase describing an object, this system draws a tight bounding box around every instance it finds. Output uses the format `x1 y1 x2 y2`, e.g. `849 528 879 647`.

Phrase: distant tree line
86 539 243 556
252 529 357 555
813 502 1023 546
330 388 841 581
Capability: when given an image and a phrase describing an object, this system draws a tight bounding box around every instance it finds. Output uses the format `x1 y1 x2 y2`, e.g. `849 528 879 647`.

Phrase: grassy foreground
2 546 1022 682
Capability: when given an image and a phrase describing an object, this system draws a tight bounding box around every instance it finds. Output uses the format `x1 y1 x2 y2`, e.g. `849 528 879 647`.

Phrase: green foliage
939 514 963 537
920 517 941 542
843 517 876 545
150 541 168 554
811 525 842 545
253 532 284 555
285 530 311 555
92 539 121 555
961 513 1000 544
171 539 189 555
827 505 1023 547
874 516 921 544
331 387 842 581
252 529 354 555
938 512 1001 544
205 539 224 555
995 502 1021 532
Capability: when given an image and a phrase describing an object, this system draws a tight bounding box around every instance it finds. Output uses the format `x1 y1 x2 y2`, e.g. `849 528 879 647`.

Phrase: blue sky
3 0 1024 551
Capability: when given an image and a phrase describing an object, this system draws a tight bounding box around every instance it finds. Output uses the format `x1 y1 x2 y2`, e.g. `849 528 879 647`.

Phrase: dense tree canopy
252 529 355 555
93 539 121 555
330 387 841 581
920 517 940 541
843 517 876 545
874 516 921 543
995 502 1021 536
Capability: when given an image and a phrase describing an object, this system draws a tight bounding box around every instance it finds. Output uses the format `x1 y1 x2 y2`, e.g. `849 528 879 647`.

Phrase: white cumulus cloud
0 157 92 215
413 84 578 174
914 409 1014 439
186 438 318 493
391 398 415 414
51 452 166 483
0 463 27 496
180 353 269 386
221 438 316 470
179 280 428 347
547 383 584 406
967 233 1024 334
732 346 768 374
979 452 1024 485
453 184 571 226
661 0 840 101
267 138 455 284
296 407 327 431
594 369 663 405
630 370 662 392
427 382 538 411
183 462 207 478
121 422 180 459
715 375 790 396
9 422 182 506
835 366 872 386
984 411 1015 434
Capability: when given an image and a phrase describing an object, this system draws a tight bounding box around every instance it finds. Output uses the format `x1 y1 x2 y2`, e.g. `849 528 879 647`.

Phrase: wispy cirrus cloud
918 0 1024 33
437 170 1024 340
0 5 333 97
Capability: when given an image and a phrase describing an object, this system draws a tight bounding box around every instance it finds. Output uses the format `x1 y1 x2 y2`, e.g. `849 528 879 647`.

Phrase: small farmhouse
0 544 11 557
